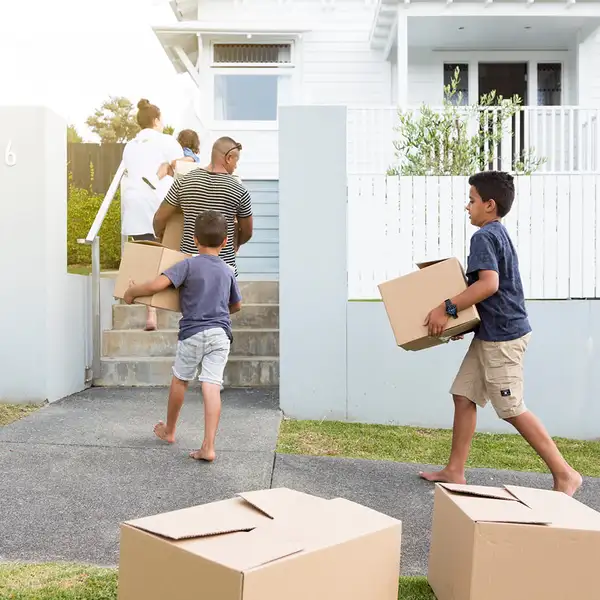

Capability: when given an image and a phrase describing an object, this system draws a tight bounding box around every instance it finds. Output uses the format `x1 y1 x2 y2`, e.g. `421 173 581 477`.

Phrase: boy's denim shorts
172 328 231 386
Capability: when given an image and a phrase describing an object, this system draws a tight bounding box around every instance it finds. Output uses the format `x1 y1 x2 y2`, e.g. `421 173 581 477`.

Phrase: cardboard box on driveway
118 487 402 600
378 257 480 351
428 482 600 600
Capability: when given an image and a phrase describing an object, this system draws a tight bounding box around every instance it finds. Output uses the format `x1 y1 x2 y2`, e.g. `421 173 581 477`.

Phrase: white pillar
0 106 89 403
396 12 408 107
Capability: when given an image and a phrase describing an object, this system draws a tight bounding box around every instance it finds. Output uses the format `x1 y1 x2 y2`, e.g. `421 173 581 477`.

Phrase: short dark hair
468 171 515 218
177 129 200 154
194 211 228 248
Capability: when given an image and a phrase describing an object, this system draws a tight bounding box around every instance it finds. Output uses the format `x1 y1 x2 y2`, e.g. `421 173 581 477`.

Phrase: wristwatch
445 299 458 319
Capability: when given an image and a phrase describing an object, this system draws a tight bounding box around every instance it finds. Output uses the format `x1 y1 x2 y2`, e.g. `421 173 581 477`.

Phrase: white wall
578 26 600 106
190 0 390 179
0 106 90 404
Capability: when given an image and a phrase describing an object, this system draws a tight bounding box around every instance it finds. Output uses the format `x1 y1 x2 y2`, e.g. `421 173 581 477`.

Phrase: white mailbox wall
0 106 89 403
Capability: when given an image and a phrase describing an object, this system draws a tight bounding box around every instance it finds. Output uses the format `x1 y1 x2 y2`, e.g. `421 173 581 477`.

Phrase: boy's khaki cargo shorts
450 333 531 419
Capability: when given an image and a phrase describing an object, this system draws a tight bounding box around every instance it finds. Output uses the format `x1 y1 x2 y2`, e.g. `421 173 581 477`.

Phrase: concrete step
96 356 279 387
112 303 279 330
102 329 279 358
238 281 278 304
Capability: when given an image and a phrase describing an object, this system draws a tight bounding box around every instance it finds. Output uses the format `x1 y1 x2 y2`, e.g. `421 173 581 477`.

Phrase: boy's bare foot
553 469 583 497
419 468 467 484
153 421 175 444
189 448 216 462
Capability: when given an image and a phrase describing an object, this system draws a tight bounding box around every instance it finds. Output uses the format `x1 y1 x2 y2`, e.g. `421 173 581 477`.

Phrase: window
537 63 561 106
444 63 469 105
211 43 294 123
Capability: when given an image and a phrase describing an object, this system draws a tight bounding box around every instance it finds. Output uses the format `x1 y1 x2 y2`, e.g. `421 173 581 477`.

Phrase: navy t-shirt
162 255 242 342
466 221 531 342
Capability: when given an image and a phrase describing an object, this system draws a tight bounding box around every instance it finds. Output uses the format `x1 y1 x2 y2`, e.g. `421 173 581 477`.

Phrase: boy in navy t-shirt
124 210 241 462
421 171 582 496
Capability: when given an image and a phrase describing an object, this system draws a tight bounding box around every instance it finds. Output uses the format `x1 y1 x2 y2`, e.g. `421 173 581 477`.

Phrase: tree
67 125 83 143
163 125 175 135
388 67 546 176
85 96 140 143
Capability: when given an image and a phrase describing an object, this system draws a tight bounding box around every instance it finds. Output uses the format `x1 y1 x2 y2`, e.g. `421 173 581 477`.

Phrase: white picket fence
347 106 600 176
347 174 600 300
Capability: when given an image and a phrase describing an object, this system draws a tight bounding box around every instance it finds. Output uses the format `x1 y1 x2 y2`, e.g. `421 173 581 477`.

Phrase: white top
121 128 183 236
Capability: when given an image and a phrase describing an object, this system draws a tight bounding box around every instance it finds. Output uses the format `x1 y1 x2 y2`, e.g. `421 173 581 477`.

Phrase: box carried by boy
378 258 480 351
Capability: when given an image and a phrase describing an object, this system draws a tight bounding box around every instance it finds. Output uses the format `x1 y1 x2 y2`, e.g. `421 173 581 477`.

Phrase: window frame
208 39 296 130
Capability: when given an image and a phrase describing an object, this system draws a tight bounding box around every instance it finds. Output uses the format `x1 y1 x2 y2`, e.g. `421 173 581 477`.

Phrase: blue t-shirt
182 147 200 163
466 221 531 342
162 255 242 341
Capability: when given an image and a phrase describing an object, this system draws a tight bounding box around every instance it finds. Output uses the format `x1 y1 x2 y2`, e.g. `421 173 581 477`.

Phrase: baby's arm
124 275 172 304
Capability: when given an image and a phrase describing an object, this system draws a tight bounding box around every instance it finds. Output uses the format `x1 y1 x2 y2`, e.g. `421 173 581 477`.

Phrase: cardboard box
161 209 184 251
174 159 202 179
118 488 402 600
378 258 480 351
114 241 188 312
428 483 600 600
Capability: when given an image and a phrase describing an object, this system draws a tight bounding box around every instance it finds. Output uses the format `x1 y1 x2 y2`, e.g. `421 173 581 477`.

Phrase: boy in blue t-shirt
124 210 241 462
420 171 582 496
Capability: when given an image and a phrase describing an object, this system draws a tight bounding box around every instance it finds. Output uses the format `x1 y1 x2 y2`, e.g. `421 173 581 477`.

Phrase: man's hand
424 304 449 337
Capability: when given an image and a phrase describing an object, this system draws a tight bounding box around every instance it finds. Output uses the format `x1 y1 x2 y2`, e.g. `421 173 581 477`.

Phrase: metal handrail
77 160 126 383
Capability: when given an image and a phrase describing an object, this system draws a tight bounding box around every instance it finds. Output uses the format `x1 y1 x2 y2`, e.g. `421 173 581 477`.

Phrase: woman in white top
121 99 184 331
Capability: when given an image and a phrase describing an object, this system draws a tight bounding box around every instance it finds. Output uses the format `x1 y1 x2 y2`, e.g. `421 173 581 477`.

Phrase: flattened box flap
125 497 269 540
504 485 600 531
188 522 305 572
439 483 519 502
237 488 328 520
437 484 552 525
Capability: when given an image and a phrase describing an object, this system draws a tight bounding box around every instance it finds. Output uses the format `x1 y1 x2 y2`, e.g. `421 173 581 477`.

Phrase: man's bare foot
153 421 175 444
144 322 157 332
553 469 583 497
419 468 467 484
189 448 216 462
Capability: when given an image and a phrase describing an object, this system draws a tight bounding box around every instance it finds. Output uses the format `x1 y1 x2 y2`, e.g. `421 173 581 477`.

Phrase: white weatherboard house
153 0 600 280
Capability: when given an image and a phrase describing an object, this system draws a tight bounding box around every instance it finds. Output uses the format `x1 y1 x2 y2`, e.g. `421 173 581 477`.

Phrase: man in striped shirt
153 137 253 276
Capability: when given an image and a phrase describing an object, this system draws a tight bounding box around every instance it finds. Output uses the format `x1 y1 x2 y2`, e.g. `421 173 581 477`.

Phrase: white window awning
153 22 312 73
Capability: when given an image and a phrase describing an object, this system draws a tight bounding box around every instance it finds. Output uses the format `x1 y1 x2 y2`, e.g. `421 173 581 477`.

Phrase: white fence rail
347 106 600 176
348 174 600 300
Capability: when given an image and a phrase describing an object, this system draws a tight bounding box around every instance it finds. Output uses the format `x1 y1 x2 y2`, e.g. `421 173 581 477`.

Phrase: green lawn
0 404 41 427
0 564 433 599
277 419 600 477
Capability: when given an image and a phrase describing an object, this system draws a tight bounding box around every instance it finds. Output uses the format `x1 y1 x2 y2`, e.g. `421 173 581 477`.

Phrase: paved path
1 387 599 574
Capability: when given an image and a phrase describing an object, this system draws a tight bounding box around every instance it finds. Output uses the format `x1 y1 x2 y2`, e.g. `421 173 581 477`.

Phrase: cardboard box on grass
118 488 402 600
113 241 188 312
378 258 480 351
428 483 600 600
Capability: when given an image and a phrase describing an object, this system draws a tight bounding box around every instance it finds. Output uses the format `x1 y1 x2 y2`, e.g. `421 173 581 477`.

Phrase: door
478 63 528 169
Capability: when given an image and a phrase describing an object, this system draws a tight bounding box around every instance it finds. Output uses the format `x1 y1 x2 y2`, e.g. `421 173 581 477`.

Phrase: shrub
388 66 546 176
67 183 122 269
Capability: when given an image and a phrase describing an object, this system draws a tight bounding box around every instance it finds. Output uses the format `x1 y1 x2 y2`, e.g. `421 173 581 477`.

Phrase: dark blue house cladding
237 180 279 280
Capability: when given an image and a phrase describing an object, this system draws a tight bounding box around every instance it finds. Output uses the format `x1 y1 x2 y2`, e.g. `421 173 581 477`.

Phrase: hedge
67 183 122 269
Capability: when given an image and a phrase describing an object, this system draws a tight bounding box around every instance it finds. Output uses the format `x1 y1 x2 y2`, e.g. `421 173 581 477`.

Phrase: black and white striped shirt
164 169 252 275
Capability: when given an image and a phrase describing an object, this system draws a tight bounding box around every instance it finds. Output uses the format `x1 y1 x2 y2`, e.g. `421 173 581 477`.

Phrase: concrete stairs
96 281 279 387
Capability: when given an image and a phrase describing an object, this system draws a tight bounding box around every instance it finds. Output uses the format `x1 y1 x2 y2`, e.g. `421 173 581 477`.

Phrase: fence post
278 106 349 420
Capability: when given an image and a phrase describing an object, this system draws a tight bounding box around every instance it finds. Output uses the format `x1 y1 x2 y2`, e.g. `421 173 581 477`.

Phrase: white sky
0 0 193 140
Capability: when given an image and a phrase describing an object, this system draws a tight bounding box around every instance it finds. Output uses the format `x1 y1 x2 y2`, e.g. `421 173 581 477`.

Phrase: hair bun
137 99 151 109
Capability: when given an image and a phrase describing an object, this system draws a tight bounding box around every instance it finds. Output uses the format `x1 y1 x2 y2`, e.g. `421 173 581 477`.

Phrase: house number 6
5 141 16 166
